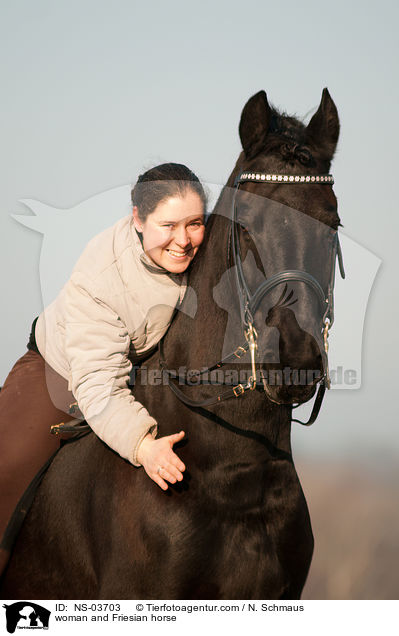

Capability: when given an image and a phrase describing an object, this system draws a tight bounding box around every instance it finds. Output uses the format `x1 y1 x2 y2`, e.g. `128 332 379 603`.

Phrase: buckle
50 422 64 436
233 384 245 397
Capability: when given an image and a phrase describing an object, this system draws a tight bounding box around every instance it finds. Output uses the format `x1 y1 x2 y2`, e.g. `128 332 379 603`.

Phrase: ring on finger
157 466 163 475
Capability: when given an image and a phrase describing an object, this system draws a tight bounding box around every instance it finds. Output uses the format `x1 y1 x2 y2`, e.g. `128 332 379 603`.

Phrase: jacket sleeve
64 270 158 466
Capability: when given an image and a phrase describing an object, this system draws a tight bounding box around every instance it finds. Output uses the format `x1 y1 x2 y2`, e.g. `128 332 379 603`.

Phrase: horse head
224 88 343 408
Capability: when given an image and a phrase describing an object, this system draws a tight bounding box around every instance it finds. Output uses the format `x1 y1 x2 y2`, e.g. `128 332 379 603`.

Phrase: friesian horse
1 88 342 599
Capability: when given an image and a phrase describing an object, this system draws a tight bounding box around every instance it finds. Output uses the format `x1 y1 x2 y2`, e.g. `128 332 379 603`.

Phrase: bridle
231 172 345 390
159 171 345 426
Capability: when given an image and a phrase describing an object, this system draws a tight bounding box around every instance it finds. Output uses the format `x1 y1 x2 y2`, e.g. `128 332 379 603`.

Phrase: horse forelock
268 108 306 139
246 106 334 174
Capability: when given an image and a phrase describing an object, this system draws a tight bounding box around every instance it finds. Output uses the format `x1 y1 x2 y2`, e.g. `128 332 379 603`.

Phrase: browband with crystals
237 172 334 185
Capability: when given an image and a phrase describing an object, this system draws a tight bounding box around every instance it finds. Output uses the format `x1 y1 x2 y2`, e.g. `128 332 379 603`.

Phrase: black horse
1 89 341 599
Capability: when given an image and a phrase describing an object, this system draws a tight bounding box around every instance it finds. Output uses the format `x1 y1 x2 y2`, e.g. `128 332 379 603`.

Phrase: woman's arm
64 270 159 466
63 270 186 488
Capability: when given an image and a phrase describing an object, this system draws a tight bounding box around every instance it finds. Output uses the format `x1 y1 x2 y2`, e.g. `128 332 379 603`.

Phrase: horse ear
239 90 271 159
306 88 340 160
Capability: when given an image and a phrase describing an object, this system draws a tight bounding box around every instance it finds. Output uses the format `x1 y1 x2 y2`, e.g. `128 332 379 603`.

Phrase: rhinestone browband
238 172 334 185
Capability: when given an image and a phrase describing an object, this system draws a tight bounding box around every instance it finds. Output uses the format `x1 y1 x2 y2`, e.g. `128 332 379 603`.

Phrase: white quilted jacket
35 215 187 465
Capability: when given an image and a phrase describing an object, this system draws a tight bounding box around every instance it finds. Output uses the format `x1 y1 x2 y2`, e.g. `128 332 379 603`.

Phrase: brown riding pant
0 349 75 543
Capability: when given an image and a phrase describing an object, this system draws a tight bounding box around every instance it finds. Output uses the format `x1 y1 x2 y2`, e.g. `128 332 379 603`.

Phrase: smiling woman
0 162 207 577
132 191 205 273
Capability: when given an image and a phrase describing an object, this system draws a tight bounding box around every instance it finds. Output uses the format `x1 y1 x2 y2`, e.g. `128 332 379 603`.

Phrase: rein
161 171 345 425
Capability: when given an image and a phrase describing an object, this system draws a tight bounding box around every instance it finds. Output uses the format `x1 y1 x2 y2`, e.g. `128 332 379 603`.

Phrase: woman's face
132 190 205 273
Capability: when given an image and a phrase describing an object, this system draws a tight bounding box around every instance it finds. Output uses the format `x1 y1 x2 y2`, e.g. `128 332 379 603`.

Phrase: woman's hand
136 430 186 490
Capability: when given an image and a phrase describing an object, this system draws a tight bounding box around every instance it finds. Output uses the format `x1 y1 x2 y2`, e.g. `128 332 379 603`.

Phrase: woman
0 162 207 573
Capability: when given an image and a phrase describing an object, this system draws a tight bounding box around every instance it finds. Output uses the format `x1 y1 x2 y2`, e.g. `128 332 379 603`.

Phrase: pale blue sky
1 0 398 465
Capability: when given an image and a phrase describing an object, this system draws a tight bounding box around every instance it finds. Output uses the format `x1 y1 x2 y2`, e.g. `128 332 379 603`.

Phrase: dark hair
131 163 207 222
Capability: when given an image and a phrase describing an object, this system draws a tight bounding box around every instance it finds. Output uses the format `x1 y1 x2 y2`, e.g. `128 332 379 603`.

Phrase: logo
12 183 381 390
3 603 50 633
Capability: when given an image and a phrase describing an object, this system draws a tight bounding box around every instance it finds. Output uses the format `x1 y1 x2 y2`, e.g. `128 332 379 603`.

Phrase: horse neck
179 161 249 355
163 162 252 367
162 191 234 369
